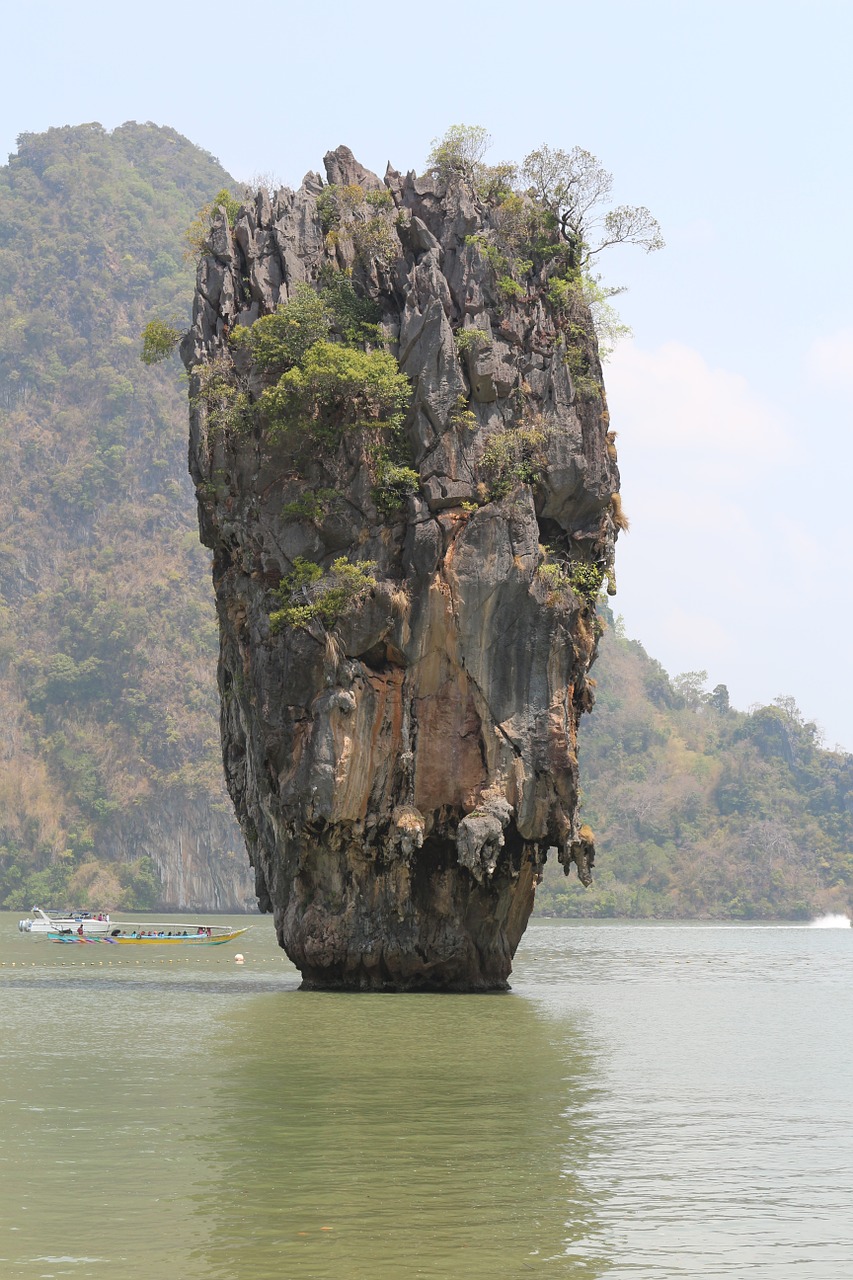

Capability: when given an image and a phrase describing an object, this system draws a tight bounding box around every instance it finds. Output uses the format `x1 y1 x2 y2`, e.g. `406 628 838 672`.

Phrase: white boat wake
809 913 852 928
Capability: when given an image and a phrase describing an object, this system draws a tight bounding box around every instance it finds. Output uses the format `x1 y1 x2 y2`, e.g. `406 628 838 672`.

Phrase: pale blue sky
4 0 853 745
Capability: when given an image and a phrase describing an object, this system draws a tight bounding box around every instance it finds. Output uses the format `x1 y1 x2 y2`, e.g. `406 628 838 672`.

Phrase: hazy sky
4 0 853 746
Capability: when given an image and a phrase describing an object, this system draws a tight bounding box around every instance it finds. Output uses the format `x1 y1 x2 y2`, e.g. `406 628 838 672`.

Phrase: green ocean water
1 912 851 1278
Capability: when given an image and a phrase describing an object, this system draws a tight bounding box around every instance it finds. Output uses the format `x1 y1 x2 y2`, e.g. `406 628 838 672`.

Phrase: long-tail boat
47 921 250 946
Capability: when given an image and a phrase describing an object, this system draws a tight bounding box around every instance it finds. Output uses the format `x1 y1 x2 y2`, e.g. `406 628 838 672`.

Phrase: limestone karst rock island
181 146 623 989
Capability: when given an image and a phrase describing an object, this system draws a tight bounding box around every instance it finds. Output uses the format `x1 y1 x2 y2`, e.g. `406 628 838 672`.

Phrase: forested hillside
537 612 853 918
0 122 252 911
1 122 850 920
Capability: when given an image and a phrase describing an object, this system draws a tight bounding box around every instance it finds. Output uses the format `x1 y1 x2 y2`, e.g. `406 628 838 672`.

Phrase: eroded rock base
276 838 538 991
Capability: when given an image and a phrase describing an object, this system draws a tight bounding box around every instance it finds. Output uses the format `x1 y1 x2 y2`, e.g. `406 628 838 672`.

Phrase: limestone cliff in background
183 146 623 988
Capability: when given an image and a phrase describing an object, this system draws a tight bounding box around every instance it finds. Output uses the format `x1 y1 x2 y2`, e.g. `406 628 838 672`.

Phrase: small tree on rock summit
426 127 664 267
519 143 663 263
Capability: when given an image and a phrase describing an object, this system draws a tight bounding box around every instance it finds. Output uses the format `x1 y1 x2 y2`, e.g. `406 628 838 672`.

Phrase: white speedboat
18 907 111 936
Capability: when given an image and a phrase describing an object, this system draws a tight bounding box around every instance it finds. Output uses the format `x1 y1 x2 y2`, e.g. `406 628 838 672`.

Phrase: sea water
1 912 851 1278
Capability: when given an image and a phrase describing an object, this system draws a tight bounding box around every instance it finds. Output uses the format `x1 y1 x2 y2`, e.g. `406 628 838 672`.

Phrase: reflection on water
194 992 607 1279
0 915 608 1280
3 915 852 1278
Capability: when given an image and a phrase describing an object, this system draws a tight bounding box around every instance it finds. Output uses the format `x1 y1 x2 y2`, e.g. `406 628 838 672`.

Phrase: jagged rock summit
182 145 623 989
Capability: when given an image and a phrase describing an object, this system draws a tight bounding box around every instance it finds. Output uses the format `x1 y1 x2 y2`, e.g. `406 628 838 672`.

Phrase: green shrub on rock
316 269 382 344
481 421 549 498
234 285 331 374
568 561 605 599
192 352 252 436
140 318 182 364
537 557 604 606
233 276 381 376
373 461 420 514
261 341 410 444
454 327 489 356
270 556 376 631
280 488 339 523
497 276 525 301
184 187 243 259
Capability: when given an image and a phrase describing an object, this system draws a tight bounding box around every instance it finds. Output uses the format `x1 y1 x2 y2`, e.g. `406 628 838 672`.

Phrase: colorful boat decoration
46 921 250 946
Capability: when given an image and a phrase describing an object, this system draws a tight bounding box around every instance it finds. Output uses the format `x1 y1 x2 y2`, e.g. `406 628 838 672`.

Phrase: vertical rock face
182 147 621 989
113 795 255 913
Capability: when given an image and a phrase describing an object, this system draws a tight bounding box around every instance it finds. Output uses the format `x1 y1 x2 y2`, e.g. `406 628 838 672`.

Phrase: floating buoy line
2 955 290 967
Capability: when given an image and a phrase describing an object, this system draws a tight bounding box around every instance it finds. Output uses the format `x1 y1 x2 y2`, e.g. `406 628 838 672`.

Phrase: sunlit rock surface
182 147 621 989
